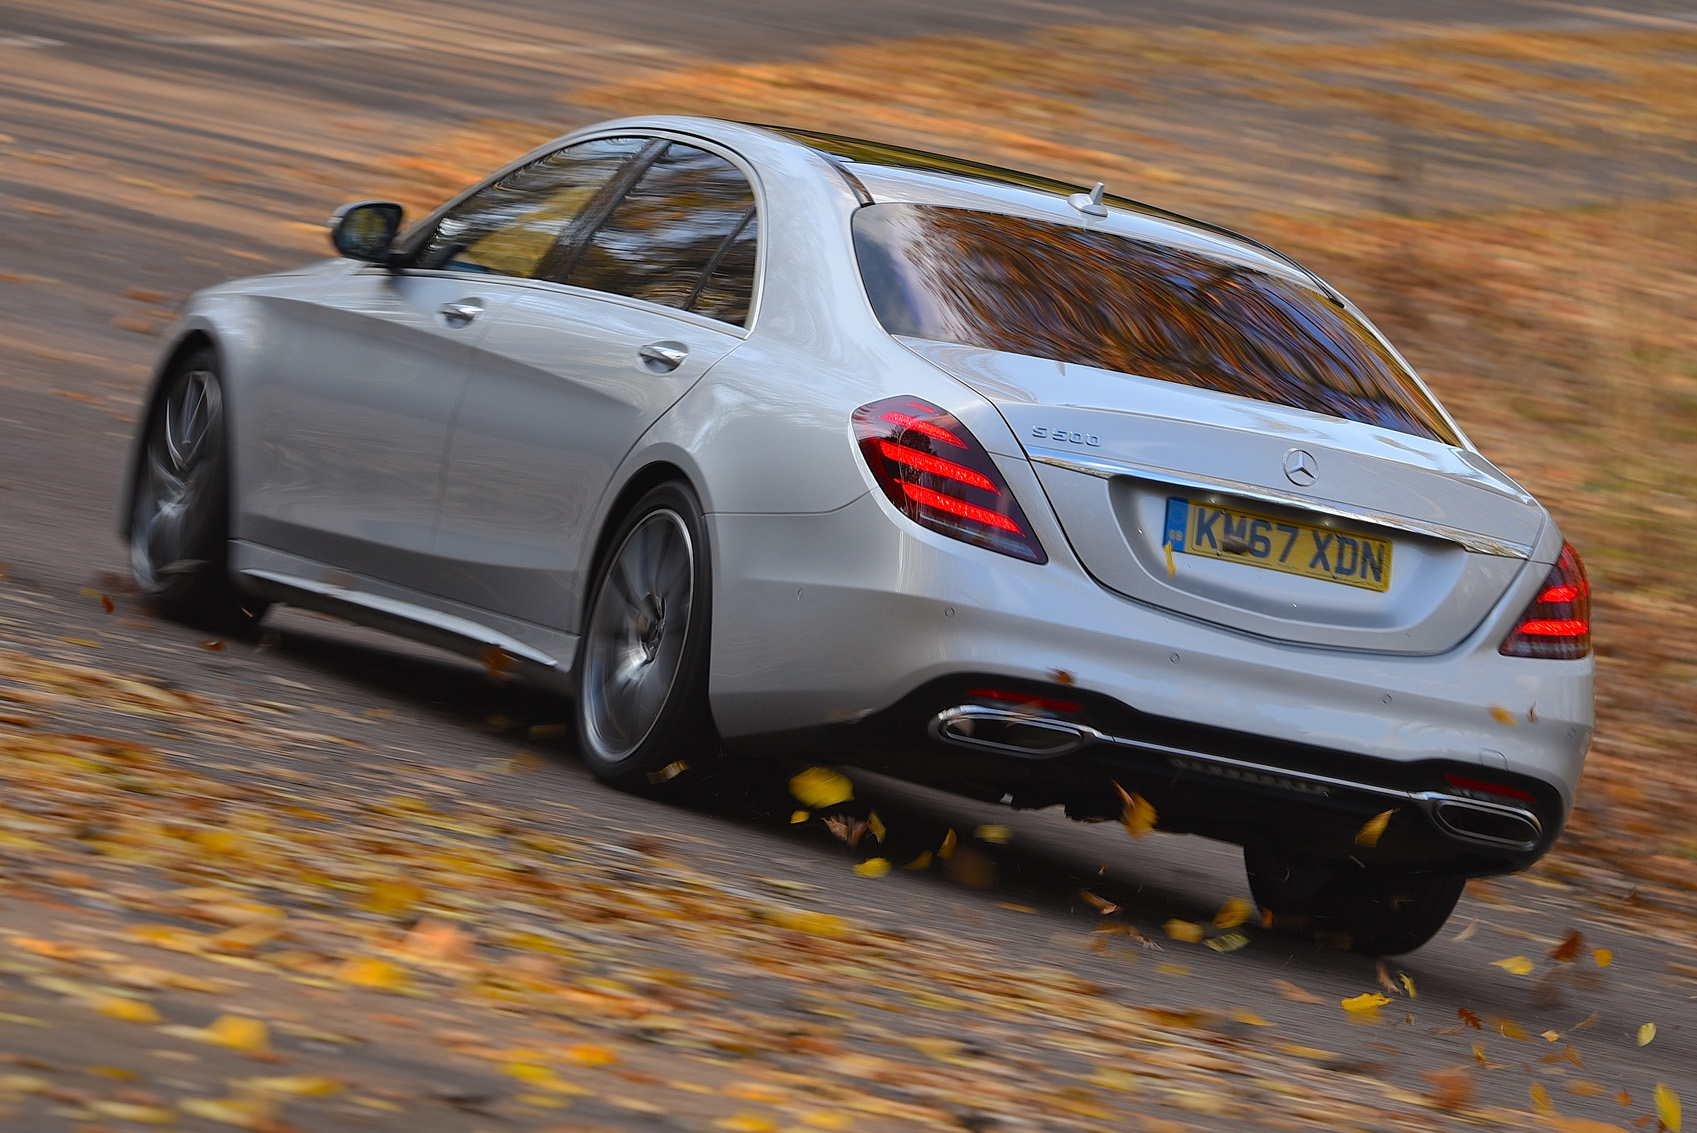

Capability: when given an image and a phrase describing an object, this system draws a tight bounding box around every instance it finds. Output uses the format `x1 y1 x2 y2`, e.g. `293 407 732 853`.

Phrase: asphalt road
1 1 1695 1129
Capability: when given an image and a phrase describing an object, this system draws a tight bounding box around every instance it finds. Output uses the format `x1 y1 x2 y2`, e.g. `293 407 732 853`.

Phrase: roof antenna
1068 181 1108 218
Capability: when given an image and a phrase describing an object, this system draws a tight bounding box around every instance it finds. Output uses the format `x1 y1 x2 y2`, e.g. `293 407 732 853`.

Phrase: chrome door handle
439 300 483 327
638 341 688 372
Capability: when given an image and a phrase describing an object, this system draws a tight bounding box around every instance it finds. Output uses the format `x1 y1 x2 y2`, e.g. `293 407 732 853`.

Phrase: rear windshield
853 204 1459 445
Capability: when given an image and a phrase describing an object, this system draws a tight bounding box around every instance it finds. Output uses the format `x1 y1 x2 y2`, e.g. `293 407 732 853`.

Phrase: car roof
759 125 1325 288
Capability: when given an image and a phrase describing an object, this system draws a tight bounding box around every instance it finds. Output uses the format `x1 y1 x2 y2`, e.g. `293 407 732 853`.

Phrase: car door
242 136 646 593
431 139 759 631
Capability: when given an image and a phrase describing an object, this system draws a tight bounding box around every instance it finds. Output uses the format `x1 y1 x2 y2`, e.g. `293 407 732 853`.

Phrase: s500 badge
1031 426 1101 446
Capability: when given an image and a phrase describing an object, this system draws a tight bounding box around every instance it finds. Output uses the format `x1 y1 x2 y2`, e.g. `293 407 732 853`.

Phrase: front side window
416 137 647 279
566 143 758 327
853 204 1459 444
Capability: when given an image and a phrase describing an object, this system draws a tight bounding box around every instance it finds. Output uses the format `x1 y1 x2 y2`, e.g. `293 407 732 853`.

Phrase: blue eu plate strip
1164 498 1188 552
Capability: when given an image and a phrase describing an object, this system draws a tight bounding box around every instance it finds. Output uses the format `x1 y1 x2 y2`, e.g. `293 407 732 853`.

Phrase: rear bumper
740 673 1563 876
705 487 1593 865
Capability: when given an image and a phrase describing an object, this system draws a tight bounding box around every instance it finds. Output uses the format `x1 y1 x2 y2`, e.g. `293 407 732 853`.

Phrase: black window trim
682 203 757 317
561 139 763 329
391 128 768 334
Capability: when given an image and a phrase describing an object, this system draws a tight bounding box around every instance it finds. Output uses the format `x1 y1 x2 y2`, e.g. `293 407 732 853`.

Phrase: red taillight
853 396 1046 563
967 687 1082 713
1444 774 1536 803
1499 541 1590 659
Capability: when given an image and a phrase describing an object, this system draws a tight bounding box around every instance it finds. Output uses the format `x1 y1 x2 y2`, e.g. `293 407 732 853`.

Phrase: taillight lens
1499 541 1590 659
853 396 1046 563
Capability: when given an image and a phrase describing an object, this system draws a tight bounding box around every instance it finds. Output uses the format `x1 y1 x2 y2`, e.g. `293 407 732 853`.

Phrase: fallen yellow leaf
715 1115 778 1133
973 823 1010 844
790 810 809 823
1399 972 1418 998
1637 1022 1656 1046
1213 897 1251 929
903 851 932 870
1341 992 1391 1015
1273 978 1321 1004
1655 1083 1681 1132
204 1014 270 1053
86 1101 176 1125
762 908 851 937
789 767 853 808
867 811 886 842
1229 1007 1273 1026
94 996 162 1024
1204 932 1249 953
938 828 957 859
1592 948 1612 968
1355 808 1395 848
1163 919 1202 943
241 1075 345 1097
338 957 407 991
1115 783 1157 839
562 1043 619 1066
362 879 424 917
853 858 891 878
180 1095 276 1128
1492 955 1535 975
1091 1067 1144 1091
1530 1081 1555 1115
1493 1017 1529 1040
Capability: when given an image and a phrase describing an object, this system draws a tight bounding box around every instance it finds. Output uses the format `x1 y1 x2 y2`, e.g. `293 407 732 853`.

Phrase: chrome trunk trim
1026 447 1533 559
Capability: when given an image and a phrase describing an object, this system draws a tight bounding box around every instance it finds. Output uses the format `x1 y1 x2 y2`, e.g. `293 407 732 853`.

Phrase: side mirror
329 201 404 264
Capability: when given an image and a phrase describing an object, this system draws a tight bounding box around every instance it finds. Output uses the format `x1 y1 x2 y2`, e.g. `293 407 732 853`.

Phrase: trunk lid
905 339 1547 655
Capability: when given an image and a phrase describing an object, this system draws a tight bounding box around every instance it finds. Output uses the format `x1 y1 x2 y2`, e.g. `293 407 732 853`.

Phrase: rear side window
416 137 646 278
853 204 1458 444
567 143 758 327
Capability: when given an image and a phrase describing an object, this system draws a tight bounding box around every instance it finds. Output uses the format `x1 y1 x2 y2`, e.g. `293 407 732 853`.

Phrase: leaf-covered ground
0 620 1691 1131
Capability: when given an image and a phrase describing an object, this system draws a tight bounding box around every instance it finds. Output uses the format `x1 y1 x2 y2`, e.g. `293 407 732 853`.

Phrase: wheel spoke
581 507 697 764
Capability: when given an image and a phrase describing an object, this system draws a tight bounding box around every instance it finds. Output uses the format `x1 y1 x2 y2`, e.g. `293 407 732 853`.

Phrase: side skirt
230 540 578 692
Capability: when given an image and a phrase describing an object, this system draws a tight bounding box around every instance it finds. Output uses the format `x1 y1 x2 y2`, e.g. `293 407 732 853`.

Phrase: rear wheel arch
582 460 698 628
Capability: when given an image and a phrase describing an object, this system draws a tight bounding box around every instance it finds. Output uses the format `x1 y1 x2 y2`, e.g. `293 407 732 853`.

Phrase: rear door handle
638 341 688 372
439 300 483 327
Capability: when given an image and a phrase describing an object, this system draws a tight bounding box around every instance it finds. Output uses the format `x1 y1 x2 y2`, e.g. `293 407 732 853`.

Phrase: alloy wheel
580 508 696 763
132 366 222 592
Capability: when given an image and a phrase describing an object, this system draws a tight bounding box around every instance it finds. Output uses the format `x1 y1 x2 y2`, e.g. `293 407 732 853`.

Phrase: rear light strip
877 440 995 490
965 686 1082 714
854 396 1046 563
1499 541 1591 659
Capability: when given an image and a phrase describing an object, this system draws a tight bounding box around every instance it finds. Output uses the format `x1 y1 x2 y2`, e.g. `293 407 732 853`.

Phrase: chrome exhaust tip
930 705 1095 758
1429 796 1542 849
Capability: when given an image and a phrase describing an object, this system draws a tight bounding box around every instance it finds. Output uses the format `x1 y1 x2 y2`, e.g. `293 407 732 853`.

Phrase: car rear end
715 136 1593 888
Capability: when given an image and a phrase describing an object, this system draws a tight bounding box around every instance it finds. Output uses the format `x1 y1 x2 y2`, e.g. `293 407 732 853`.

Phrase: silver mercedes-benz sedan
121 116 1594 953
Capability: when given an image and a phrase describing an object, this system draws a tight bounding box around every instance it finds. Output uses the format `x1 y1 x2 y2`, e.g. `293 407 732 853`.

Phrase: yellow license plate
1164 498 1392 592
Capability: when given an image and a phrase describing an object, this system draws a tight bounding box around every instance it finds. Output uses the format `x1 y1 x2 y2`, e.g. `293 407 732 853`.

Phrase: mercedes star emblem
1283 448 1318 487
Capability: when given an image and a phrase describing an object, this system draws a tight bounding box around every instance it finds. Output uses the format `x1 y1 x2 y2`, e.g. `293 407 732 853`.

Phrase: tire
1245 845 1465 956
574 482 717 793
129 347 267 633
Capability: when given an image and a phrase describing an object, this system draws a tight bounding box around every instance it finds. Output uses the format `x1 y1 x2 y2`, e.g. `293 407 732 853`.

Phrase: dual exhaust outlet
930 704 1542 851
